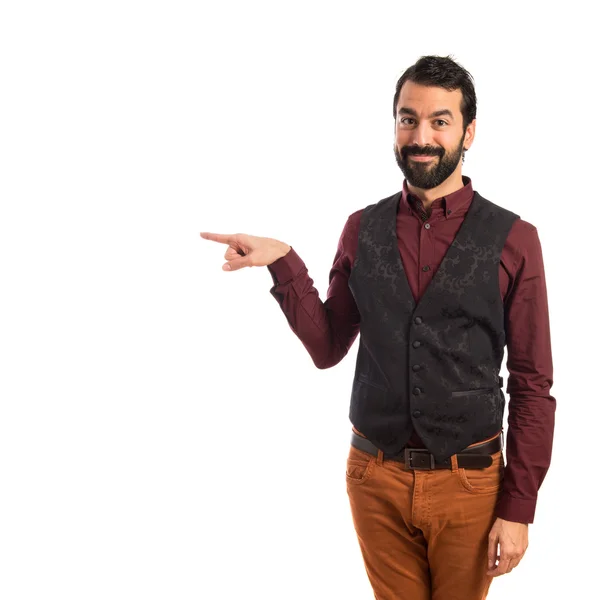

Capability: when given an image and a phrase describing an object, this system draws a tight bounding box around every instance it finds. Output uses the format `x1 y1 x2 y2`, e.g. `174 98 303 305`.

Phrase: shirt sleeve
495 222 557 524
266 214 361 369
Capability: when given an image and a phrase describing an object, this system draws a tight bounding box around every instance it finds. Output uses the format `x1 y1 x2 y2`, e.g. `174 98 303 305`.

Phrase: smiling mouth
409 155 437 162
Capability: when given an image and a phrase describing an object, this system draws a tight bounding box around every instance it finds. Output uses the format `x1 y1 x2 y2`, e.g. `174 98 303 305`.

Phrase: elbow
313 353 344 370
310 332 351 369
313 358 334 370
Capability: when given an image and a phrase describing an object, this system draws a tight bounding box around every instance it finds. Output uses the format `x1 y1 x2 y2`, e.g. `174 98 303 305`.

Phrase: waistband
350 428 503 470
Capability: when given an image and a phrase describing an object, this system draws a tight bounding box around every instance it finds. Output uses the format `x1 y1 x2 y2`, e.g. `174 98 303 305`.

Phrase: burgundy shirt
267 176 556 524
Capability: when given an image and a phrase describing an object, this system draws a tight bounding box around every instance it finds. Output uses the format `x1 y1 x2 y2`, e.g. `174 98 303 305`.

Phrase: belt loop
376 449 384 466
450 453 459 473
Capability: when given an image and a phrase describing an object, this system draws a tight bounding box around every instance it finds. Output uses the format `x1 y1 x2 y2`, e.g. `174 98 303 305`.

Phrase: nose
410 122 432 148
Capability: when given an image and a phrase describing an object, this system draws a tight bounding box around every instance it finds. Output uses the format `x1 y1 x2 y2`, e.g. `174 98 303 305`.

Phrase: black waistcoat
347 190 520 462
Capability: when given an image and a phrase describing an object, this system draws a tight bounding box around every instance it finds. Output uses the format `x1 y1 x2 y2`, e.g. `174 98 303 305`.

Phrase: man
200 55 556 599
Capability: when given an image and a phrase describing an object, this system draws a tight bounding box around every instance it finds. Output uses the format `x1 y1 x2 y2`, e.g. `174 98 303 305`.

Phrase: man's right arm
267 213 361 369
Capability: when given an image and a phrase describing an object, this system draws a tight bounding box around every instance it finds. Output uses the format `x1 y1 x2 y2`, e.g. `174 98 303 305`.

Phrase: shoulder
507 217 538 239
475 192 520 222
474 190 540 273
347 191 399 224
506 214 540 252
504 217 544 275
340 191 398 251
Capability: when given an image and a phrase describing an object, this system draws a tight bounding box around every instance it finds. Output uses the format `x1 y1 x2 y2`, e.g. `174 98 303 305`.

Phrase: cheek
395 131 409 147
437 132 460 149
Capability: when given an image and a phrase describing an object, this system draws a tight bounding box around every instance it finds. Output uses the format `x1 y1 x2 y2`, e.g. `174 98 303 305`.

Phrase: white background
0 1 597 598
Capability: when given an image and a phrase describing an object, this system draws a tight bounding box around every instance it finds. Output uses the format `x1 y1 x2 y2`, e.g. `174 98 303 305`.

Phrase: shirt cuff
266 246 305 285
495 492 537 524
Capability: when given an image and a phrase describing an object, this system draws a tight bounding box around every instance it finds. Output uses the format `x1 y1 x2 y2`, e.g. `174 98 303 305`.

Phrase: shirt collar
399 175 474 219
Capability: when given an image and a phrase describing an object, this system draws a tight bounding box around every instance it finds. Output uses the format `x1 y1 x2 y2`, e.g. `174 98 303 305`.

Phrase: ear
464 118 476 150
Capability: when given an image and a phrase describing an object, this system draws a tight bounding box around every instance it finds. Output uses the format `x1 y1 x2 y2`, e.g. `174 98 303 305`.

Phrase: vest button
412 340 421 348
424 223 431 229
412 364 421 371
414 316 423 324
412 410 422 418
413 386 422 395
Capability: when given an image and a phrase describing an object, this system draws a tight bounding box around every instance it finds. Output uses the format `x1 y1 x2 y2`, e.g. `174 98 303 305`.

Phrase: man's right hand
199 232 291 271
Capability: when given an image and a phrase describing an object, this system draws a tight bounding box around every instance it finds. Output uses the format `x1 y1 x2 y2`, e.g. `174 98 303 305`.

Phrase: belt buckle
404 448 435 470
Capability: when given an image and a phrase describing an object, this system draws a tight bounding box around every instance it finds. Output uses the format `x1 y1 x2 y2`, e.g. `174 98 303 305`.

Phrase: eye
400 117 415 125
435 120 448 126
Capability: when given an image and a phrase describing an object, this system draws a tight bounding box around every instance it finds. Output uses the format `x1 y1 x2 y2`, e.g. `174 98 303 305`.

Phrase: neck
407 169 465 211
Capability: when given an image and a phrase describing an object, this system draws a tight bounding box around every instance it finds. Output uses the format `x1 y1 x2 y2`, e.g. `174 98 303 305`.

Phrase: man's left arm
497 221 557 523
487 220 557 576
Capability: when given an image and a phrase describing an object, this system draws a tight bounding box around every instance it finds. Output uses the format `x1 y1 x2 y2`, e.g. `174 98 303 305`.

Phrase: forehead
396 81 463 117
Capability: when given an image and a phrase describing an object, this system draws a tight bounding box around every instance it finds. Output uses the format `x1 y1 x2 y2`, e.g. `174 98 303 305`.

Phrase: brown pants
346 429 504 600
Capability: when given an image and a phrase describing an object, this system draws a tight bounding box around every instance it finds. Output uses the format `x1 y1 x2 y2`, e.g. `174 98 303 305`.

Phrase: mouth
408 155 437 162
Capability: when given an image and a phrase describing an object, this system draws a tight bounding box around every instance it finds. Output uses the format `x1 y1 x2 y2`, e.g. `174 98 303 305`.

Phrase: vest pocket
357 373 387 391
451 387 494 397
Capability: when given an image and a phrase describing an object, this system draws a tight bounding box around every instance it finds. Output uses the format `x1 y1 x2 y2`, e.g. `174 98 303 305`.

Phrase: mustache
401 145 444 157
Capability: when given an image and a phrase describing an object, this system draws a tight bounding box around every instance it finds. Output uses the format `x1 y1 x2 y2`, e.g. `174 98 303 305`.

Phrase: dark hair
392 55 476 132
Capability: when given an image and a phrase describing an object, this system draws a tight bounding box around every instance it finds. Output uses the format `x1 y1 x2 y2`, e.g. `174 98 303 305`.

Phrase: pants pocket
346 445 376 486
457 450 504 493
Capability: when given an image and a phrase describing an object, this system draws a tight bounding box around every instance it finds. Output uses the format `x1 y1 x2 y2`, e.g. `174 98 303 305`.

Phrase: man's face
394 81 475 189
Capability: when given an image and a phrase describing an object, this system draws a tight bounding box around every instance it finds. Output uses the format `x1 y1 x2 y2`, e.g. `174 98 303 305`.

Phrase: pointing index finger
200 232 235 245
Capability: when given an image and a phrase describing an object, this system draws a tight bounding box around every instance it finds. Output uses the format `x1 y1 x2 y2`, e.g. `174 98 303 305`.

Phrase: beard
394 132 466 190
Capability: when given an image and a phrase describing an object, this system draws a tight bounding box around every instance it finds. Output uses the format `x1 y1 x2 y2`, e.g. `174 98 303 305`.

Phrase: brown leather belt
350 432 502 470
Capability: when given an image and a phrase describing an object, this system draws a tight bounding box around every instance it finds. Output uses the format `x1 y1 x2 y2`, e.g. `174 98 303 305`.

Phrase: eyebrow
398 107 454 119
